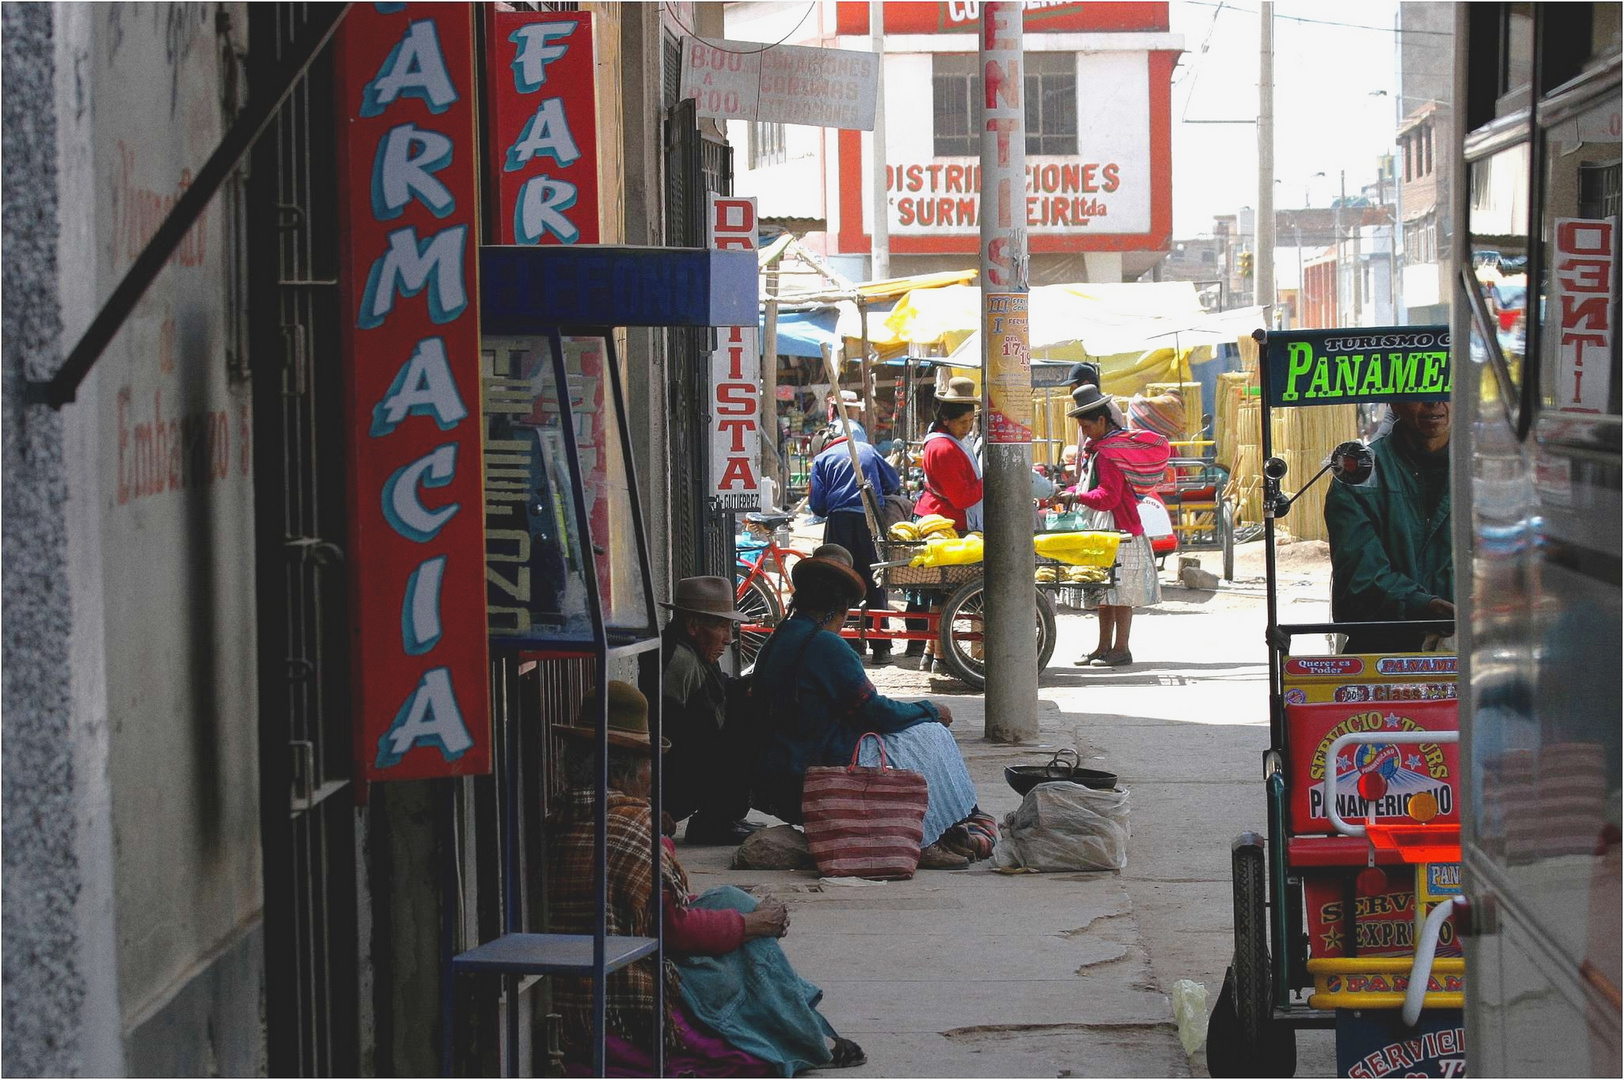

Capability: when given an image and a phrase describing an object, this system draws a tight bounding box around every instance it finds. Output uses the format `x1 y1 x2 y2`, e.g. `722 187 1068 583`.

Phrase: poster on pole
984 292 1033 443
335 3 491 781
707 195 762 512
680 37 878 130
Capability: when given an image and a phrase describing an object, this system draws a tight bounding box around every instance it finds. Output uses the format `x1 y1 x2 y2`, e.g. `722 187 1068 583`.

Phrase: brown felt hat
554 680 671 754
791 544 868 608
935 376 979 404
660 575 749 621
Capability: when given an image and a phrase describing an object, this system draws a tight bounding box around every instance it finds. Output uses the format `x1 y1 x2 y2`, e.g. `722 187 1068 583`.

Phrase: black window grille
931 52 1077 158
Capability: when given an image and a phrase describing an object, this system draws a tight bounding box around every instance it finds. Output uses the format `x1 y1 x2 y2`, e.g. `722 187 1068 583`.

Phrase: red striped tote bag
801 733 929 880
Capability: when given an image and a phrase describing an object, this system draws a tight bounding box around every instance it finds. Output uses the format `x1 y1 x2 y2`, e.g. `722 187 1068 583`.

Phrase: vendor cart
1155 440 1236 581
854 531 1122 689
735 529 1122 689
1205 326 1463 1078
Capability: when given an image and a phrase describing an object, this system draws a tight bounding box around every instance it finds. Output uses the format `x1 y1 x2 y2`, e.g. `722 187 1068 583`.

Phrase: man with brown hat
662 576 762 844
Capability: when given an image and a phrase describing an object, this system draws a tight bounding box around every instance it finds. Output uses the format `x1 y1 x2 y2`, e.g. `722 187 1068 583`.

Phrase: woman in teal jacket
749 545 984 869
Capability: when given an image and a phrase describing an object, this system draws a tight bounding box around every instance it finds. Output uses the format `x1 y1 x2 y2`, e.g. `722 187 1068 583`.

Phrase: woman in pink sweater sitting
547 682 865 1076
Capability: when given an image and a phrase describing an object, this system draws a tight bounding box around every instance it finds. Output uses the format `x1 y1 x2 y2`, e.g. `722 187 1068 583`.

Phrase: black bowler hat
1065 362 1101 389
1067 385 1113 419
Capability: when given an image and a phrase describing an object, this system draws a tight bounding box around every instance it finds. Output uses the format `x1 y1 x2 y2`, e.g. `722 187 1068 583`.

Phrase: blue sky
1168 0 1406 237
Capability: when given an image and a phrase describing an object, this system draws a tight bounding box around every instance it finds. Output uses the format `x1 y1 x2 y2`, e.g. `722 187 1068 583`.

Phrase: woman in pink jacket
1059 386 1162 667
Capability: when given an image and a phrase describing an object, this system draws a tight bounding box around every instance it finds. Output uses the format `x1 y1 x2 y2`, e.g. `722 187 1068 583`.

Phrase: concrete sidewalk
679 695 1193 1078
680 540 1338 1076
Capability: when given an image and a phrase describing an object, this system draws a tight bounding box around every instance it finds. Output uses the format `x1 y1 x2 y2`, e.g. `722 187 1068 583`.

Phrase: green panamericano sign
1264 326 1452 407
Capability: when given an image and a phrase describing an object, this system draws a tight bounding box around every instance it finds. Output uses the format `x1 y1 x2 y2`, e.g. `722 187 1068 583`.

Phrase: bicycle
733 512 810 665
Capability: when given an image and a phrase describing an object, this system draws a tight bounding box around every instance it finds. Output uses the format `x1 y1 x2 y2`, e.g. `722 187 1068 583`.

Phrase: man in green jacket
1323 401 1455 653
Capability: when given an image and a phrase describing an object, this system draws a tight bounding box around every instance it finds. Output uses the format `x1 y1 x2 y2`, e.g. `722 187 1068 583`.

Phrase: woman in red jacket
1060 386 1161 667
912 378 982 671
914 376 983 532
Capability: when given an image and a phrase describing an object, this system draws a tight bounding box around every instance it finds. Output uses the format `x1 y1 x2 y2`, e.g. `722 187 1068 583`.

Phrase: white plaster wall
84 2 262 1036
55 4 126 1072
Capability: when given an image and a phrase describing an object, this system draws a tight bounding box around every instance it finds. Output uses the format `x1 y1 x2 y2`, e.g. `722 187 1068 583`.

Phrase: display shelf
453 933 658 977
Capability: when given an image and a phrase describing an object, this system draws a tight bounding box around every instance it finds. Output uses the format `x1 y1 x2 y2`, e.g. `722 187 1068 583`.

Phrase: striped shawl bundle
802 733 928 880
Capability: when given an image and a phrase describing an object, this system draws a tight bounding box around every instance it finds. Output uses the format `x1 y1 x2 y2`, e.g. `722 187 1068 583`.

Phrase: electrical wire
1178 0 1454 36
662 1 817 56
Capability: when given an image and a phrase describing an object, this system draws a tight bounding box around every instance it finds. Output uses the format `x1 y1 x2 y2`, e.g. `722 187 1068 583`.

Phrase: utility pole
760 251 783 506
979 2 1038 743
869 0 890 283
1335 169 1345 325
1256 1 1275 313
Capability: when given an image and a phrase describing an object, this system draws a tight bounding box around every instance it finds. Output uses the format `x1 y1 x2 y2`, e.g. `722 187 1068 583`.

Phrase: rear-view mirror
1329 441 1375 487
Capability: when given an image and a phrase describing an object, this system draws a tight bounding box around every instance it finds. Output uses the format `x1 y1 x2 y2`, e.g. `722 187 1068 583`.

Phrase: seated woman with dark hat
748 545 993 870
546 681 865 1076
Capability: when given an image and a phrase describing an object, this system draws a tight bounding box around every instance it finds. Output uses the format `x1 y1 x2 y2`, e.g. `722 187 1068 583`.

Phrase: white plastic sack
992 781 1130 872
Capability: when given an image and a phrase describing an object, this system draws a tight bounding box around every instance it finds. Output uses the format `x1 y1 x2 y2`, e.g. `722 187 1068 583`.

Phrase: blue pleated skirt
854 722 979 848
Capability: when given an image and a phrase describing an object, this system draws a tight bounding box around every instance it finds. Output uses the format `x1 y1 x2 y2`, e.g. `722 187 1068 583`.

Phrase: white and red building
723 1 1182 284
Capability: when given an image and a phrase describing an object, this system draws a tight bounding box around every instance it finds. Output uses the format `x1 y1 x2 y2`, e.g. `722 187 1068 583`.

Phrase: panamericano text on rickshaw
1278 342 1453 403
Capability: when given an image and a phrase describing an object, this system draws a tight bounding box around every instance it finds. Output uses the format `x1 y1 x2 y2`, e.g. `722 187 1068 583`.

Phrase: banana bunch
887 521 920 541
914 514 959 540
1066 566 1110 584
1034 565 1061 584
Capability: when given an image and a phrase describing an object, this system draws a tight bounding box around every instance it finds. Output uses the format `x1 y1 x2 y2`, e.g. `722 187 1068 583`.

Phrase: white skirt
1103 533 1161 608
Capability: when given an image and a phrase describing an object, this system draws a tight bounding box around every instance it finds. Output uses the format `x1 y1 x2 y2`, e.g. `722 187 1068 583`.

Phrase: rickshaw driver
1323 399 1455 654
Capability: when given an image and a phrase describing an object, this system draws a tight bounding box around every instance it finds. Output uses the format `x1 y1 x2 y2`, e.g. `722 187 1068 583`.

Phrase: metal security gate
248 6 360 1075
663 89 736 580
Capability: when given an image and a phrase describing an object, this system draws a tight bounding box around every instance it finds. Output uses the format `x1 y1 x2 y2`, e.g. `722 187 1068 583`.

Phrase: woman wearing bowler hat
1058 385 1161 667
913 376 983 534
748 545 991 870
909 377 983 672
546 682 866 1073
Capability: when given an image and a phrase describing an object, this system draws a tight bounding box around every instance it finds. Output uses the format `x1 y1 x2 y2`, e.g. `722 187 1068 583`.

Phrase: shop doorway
663 90 738 581
247 6 361 1074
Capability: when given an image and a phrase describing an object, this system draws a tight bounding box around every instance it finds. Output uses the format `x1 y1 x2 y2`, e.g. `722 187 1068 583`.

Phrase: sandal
938 824 976 860
830 1037 867 1068
1074 647 1110 666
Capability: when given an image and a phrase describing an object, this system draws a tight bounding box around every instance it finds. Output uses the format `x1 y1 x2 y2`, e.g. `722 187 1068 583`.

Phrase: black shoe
684 817 756 845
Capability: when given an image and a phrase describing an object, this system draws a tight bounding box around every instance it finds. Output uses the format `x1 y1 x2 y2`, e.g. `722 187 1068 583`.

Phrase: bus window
1469 142 1532 427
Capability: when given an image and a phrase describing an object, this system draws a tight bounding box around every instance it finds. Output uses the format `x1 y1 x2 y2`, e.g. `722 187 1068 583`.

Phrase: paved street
684 540 1340 1076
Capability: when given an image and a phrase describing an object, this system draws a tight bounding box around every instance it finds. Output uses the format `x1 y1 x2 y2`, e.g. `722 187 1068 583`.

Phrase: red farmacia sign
335 4 491 782
485 10 600 245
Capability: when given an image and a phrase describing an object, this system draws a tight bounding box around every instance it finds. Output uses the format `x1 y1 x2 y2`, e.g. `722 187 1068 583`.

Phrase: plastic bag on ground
991 781 1130 872
1172 978 1209 1055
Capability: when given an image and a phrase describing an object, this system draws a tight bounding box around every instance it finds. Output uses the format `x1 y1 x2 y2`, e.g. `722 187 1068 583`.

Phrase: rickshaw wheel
1226 841 1297 1076
936 581 1058 689
1221 500 1236 582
